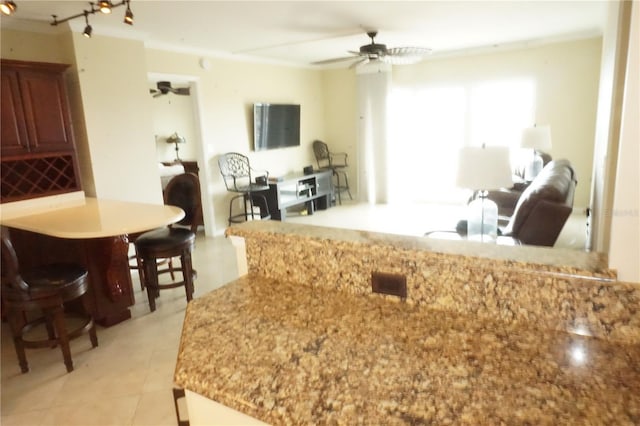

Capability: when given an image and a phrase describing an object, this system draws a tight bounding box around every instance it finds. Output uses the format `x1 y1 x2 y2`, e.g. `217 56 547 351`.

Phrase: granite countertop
175 274 640 425
227 221 611 276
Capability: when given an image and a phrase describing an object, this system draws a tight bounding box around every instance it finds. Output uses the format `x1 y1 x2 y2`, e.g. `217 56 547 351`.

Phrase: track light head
123 1 133 25
97 0 112 14
0 1 17 15
83 11 92 38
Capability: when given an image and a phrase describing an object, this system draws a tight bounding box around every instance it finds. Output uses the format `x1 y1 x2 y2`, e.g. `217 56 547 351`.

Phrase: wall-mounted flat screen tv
253 103 300 151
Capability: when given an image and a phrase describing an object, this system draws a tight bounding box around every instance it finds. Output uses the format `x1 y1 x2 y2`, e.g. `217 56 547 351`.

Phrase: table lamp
166 132 186 162
456 145 513 242
521 125 552 181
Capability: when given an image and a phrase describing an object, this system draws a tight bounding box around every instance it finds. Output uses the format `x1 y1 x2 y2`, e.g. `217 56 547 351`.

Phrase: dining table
0 194 184 326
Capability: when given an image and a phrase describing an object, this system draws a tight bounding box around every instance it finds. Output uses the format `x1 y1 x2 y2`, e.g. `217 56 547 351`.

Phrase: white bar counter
1 193 185 326
0 194 184 238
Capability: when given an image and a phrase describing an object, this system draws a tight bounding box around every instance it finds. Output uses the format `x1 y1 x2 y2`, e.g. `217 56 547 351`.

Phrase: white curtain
356 67 535 206
356 64 391 204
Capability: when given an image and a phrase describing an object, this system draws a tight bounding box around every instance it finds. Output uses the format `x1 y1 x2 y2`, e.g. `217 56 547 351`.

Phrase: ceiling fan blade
349 57 369 69
385 47 433 64
387 47 432 56
152 92 164 98
173 88 191 96
313 56 358 65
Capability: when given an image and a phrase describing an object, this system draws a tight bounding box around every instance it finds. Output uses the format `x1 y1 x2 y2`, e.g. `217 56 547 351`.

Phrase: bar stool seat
1 228 98 373
134 227 196 312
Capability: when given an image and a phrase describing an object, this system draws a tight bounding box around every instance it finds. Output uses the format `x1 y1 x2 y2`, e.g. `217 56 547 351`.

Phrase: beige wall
393 38 602 208
0 29 68 63
320 69 358 194
71 34 162 204
144 49 327 232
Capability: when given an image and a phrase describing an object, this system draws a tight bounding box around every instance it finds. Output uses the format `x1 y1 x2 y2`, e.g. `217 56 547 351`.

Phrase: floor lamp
457 146 513 242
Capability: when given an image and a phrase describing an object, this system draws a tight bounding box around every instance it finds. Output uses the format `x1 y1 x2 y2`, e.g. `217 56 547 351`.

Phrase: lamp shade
166 132 186 145
521 125 552 150
456 146 513 191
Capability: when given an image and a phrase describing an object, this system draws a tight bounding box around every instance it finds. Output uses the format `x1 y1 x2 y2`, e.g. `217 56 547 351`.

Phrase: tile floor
1 233 239 426
0 201 587 425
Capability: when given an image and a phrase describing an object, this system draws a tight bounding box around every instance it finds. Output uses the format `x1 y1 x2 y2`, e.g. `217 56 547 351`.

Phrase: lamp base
524 151 544 181
467 195 498 243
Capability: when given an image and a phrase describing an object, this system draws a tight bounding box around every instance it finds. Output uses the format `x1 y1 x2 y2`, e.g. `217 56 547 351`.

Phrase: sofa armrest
505 200 573 246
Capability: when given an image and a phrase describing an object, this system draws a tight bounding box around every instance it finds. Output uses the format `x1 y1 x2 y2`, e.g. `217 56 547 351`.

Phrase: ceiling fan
150 81 191 98
314 31 432 68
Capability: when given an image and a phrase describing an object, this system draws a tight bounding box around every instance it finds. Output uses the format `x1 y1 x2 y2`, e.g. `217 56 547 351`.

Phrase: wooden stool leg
43 311 58 348
80 294 99 348
8 308 29 373
142 256 159 312
135 247 146 291
51 306 73 373
181 250 195 302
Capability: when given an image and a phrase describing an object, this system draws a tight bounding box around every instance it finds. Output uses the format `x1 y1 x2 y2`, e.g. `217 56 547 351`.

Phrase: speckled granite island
175 221 640 425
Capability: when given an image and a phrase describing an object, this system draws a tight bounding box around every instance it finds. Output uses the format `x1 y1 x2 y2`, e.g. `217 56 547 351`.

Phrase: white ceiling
3 1 608 67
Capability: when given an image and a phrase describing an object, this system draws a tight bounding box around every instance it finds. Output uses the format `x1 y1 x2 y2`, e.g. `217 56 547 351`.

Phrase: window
388 78 535 204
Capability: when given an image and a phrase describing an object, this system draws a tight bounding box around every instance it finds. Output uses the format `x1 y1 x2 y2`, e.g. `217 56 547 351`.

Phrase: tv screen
253 103 300 151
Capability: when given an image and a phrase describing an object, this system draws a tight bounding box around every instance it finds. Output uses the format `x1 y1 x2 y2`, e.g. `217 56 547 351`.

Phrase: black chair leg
342 171 353 200
142 256 159 312
334 170 342 205
182 250 195 302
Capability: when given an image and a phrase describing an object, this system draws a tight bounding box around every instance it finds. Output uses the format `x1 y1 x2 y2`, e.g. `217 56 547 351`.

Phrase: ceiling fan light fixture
0 1 17 15
98 0 112 14
123 1 133 25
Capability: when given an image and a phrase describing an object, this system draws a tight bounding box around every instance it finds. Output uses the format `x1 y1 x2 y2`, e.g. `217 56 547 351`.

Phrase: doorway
147 72 213 236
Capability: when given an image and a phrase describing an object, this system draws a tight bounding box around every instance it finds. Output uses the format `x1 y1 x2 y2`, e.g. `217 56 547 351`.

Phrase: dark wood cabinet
1 60 75 156
1 70 29 156
1 59 81 203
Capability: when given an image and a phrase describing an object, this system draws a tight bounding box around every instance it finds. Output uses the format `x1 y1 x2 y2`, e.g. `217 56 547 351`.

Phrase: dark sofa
496 159 578 246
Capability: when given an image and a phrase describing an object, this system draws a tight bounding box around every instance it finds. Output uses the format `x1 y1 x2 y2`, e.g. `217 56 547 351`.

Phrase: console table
258 170 332 220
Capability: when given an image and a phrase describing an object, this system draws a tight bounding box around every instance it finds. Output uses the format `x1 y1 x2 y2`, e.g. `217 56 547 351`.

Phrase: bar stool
128 173 200 290
134 227 196 312
1 227 98 373
218 152 271 225
312 140 353 205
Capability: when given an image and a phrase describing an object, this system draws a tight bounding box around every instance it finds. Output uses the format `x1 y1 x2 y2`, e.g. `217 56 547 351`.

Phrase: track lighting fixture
82 11 92 38
0 1 17 15
51 1 134 36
